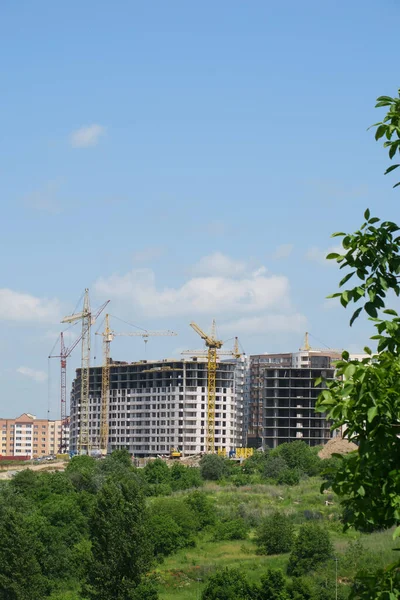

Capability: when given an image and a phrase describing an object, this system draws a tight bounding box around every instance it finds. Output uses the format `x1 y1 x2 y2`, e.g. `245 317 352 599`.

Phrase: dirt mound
318 436 357 459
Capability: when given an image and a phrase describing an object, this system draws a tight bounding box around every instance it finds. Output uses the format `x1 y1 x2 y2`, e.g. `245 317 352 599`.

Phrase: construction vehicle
170 447 182 459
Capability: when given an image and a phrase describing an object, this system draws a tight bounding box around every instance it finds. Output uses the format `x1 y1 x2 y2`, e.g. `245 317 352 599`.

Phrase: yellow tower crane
61 290 109 455
96 315 177 455
184 320 241 454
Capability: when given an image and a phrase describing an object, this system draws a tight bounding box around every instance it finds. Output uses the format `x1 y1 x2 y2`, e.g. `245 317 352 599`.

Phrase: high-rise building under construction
247 348 341 449
69 357 246 456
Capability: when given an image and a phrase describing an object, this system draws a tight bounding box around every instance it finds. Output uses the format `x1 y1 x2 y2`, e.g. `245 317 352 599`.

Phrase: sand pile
318 436 357 459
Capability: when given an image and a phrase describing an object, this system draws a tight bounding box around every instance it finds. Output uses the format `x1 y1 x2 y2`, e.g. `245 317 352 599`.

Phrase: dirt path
0 461 66 479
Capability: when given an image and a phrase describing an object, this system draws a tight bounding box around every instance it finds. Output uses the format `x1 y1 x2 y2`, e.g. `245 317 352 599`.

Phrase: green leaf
350 307 363 326
357 485 366 496
384 308 398 316
376 95 394 102
367 406 378 422
365 302 378 318
344 364 356 379
393 525 400 540
314 377 322 386
331 232 346 237
326 293 341 299
385 165 400 175
364 346 372 355
364 208 371 220
326 253 340 260
393 181 400 188
375 125 387 140
368 217 380 224
339 272 355 287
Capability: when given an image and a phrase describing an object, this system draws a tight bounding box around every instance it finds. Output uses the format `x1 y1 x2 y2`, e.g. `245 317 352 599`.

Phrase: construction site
46 290 343 459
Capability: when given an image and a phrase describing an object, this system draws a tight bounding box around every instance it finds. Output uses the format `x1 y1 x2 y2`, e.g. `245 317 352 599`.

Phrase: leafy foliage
200 454 231 480
256 512 294 556
84 478 153 599
201 568 257 600
370 90 400 187
287 523 333 577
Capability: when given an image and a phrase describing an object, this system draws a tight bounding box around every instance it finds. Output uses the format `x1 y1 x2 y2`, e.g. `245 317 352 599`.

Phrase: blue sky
1 0 400 419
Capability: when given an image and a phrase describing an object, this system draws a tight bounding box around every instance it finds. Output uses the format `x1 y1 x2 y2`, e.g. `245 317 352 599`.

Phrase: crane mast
100 314 112 454
61 290 109 455
189 320 224 454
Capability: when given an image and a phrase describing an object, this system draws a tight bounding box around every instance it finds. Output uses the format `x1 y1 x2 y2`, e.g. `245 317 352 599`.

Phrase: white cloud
219 313 307 335
0 289 60 323
94 254 305 335
133 246 165 263
69 124 105 148
272 244 294 260
305 245 343 266
191 252 247 277
17 367 47 383
24 180 62 214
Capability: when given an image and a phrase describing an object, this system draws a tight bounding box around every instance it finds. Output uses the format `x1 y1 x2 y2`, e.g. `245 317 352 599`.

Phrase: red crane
49 300 109 453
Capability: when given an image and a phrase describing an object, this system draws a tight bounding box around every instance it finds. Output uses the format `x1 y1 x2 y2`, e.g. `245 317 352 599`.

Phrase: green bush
256 512 294 555
213 518 248 541
272 441 321 476
278 468 301 486
287 522 333 577
201 567 256 599
200 454 230 480
170 463 203 491
143 459 171 485
185 490 215 528
263 456 288 480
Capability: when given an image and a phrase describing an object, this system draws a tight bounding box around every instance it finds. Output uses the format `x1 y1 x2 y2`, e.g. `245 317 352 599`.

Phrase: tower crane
183 320 241 454
61 290 109 454
96 315 177 455
49 298 109 454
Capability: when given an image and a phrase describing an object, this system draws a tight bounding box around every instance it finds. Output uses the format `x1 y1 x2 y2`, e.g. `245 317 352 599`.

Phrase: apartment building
0 413 70 458
248 349 341 449
70 357 244 456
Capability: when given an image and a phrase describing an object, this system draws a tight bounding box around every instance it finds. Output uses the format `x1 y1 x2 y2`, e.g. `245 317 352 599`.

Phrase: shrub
259 569 289 600
185 491 215 528
263 456 288 480
201 568 256 599
287 522 333 576
149 497 199 556
200 454 230 481
272 441 321 476
143 459 171 485
170 463 203 491
213 518 248 541
278 468 300 486
256 512 294 555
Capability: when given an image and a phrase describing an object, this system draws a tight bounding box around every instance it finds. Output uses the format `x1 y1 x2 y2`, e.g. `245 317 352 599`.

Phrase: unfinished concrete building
70 357 244 456
247 349 341 449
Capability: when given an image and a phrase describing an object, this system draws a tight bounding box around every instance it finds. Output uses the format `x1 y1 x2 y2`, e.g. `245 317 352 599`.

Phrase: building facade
0 413 69 458
70 358 244 456
248 350 341 449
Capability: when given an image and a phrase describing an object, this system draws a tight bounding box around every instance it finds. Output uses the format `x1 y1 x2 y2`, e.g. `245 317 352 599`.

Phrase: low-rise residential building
0 413 69 458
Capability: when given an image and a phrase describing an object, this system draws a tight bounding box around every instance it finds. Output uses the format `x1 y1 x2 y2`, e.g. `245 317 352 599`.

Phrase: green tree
0 499 50 600
84 478 153 600
143 458 171 485
184 490 215 528
170 462 202 490
201 568 256 600
313 90 400 597
256 512 294 555
287 523 333 577
200 454 230 480
263 456 288 480
273 442 321 476
258 569 289 600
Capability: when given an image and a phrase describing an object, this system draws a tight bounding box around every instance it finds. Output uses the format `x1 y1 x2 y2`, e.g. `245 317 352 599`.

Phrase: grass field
153 479 400 599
